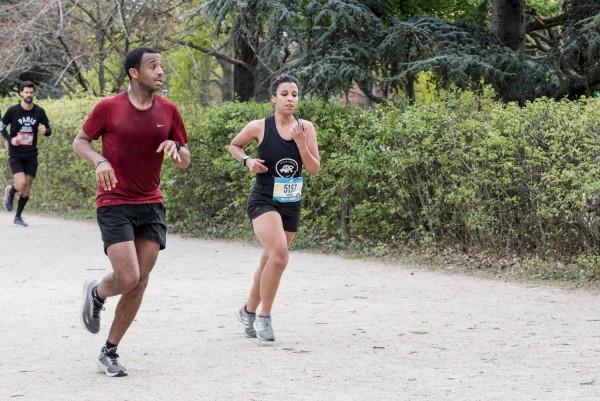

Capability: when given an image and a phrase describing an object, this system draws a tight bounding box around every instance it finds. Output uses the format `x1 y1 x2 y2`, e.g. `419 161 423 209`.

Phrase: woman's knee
267 247 289 270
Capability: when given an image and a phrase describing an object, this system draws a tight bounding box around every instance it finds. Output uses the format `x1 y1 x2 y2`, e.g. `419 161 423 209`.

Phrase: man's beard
23 97 33 103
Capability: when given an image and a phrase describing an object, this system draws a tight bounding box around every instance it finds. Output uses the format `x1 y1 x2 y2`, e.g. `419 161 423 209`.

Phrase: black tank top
248 115 303 206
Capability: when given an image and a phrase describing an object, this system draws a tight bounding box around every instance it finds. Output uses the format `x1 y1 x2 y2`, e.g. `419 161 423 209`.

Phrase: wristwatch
241 155 250 168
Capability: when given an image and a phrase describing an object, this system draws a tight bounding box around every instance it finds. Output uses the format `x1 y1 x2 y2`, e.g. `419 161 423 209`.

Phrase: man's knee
13 181 26 192
115 272 140 293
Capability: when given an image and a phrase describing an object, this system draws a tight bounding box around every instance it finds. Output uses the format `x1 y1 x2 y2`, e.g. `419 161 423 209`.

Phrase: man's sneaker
13 216 28 227
80 279 104 334
4 185 13 212
97 346 127 377
254 315 275 341
235 305 257 338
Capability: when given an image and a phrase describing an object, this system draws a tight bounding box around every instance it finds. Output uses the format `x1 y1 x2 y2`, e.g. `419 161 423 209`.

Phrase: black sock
105 341 118 350
92 286 105 303
244 305 255 315
15 195 28 217
9 186 16 197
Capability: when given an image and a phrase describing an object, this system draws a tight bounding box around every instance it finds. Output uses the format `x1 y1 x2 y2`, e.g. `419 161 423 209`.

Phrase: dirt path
1 214 599 400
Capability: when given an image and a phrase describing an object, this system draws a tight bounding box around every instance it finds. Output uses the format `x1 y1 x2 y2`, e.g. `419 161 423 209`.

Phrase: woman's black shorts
246 202 301 232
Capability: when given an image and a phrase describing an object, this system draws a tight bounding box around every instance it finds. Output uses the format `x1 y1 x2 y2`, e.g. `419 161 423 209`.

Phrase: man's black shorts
97 203 167 254
9 156 38 177
246 201 301 232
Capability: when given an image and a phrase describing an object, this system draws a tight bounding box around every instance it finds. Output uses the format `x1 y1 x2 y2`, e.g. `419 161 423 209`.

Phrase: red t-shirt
82 91 188 208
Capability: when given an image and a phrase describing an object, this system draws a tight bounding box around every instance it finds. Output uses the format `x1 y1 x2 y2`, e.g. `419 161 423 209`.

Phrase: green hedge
3 94 600 276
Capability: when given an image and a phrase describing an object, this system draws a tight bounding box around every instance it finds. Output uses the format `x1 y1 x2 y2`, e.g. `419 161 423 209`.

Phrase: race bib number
273 177 303 203
18 132 33 146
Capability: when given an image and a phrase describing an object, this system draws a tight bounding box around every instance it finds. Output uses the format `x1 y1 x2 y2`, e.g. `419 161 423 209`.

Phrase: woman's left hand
291 118 307 147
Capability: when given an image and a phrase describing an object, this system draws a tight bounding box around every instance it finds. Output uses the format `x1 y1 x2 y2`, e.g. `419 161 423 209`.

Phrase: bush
4 93 600 279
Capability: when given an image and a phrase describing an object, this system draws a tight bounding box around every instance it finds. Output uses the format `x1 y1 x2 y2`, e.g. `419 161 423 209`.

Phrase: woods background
2 0 600 282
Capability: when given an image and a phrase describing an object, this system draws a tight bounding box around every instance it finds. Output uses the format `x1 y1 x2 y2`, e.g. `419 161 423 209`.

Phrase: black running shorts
9 156 38 177
97 203 167 254
246 201 301 232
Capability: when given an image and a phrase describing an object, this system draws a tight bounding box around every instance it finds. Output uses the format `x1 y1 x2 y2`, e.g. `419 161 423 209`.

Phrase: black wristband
95 159 109 169
174 141 181 152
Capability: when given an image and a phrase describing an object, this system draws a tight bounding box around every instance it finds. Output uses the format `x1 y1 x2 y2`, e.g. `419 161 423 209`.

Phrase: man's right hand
96 162 118 191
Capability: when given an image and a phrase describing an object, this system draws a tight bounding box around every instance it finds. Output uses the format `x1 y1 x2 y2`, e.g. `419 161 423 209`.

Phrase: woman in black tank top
229 74 320 341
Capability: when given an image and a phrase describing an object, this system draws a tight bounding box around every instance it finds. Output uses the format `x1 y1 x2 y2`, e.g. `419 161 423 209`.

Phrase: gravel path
1 214 599 400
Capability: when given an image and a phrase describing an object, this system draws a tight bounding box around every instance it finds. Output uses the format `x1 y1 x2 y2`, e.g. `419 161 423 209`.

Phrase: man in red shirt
73 47 191 377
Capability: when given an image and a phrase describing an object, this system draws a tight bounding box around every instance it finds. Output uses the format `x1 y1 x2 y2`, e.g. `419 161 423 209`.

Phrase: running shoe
235 305 257 338
80 279 104 334
13 216 28 227
97 346 127 377
254 315 275 341
4 185 14 212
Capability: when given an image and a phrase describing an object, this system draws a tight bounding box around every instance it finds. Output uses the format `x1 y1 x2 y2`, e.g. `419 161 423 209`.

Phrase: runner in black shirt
1 81 52 226
229 74 320 341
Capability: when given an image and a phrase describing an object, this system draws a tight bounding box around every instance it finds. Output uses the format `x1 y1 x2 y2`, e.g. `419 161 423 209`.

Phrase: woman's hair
124 47 160 79
269 74 299 96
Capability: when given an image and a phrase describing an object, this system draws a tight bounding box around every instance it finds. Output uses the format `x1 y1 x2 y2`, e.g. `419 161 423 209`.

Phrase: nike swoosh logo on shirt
157 124 165 127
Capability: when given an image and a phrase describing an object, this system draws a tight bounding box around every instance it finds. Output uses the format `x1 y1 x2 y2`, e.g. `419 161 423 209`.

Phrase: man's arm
1 110 10 142
73 128 118 191
39 109 52 136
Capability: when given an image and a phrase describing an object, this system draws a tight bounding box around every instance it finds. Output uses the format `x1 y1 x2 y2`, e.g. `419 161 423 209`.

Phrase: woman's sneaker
235 305 256 338
254 315 275 341
97 346 127 377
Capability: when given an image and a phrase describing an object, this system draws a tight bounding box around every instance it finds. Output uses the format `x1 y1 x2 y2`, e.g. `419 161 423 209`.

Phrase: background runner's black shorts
9 156 38 177
97 203 167 254
247 201 301 232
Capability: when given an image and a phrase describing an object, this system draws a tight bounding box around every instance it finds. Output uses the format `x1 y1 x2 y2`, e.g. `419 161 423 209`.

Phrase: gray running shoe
4 185 13 212
13 216 28 227
80 279 104 334
235 305 256 338
254 315 275 341
97 346 127 377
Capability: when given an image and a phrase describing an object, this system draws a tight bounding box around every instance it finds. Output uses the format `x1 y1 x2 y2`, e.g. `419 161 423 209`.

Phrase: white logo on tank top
275 158 298 178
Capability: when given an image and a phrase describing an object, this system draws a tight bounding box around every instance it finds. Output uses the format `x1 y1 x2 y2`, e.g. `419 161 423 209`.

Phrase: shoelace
107 352 120 366
104 352 121 366
92 299 105 318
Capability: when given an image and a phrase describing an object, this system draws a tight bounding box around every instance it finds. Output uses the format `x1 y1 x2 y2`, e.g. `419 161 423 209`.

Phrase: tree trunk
217 59 234 102
254 59 271 102
492 0 525 51
491 0 528 104
405 73 416 105
340 187 349 239
233 37 256 101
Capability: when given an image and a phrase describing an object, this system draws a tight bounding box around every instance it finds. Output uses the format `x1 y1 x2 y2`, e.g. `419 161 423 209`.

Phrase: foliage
389 0 482 21
6 94 600 282
0 0 194 97
164 48 222 104
191 0 600 104
4 1 600 106
29 96 101 211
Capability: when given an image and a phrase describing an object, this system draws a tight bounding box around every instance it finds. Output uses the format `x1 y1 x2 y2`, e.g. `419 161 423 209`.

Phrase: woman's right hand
247 158 268 174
